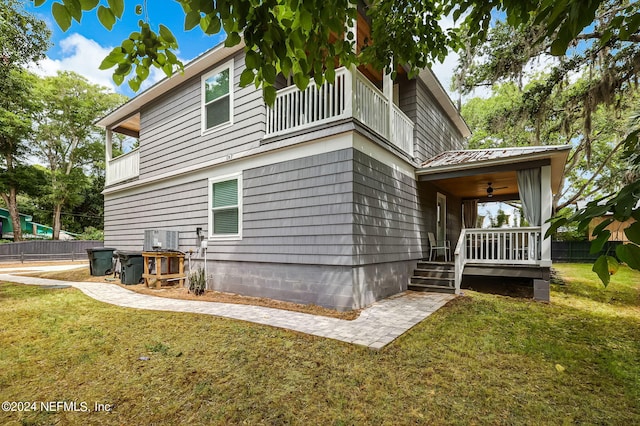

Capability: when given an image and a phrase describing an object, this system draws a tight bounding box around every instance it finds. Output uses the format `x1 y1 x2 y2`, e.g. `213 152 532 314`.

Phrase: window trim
201 59 234 135
208 172 243 241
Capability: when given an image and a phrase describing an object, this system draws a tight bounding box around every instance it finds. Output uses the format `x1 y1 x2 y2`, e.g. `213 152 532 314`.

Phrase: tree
461 79 635 212
0 0 50 241
453 2 640 282
31 71 126 239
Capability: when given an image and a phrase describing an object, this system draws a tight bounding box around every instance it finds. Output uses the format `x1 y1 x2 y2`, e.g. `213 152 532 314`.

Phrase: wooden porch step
416 261 454 271
408 282 456 294
413 268 454 279
410 276 455 287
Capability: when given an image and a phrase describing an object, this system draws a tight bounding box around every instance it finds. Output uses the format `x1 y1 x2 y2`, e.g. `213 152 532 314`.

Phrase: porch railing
106 148 140 185
454 227 543 291
265 67 414 157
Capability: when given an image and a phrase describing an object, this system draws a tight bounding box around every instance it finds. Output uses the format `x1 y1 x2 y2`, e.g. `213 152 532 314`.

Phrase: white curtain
517 168 541 226
463 199 478 228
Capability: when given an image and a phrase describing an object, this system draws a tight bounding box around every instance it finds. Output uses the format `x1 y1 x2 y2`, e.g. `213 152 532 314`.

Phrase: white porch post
105 128 113 185
383 59 393 140
540 165 552 266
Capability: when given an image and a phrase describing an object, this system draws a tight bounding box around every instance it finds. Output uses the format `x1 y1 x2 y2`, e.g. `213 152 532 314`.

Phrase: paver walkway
0 266 455 349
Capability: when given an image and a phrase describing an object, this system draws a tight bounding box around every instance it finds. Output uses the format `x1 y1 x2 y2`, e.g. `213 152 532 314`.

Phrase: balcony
265 67 414 157
106 148 139 186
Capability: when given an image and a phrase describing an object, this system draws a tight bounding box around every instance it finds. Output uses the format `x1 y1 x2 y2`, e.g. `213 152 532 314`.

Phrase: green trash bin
117 251 144 285
86 247 116 276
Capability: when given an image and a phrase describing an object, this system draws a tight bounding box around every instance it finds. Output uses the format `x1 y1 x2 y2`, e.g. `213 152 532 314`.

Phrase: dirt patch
19 266 360 320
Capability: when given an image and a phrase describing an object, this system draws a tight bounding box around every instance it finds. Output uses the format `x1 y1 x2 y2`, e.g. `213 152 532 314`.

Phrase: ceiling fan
486 182 508 198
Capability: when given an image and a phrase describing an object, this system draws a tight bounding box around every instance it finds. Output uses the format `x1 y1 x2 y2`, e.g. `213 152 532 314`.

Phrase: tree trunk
1 188 23 241
52 203 62 240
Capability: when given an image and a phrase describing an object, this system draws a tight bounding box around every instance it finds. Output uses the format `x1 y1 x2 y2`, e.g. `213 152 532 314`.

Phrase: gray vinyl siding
105 149 355 265
208 149 354 265
104 180 207 251
352 149 425 265
398 77 464 164
137 50 265 179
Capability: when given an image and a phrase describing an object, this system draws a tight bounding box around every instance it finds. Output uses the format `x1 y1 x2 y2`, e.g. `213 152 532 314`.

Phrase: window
202 60 233 133
208 174 242 239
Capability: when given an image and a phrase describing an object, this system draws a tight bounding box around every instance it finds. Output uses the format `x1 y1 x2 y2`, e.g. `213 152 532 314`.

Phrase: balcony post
383 58 393 140
105 128 113 185
540 165 552 266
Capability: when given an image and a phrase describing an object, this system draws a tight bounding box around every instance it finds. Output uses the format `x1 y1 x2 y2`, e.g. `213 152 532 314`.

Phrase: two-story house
98 12 569 310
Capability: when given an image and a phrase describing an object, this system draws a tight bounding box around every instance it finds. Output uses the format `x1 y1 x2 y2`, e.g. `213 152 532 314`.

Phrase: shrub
188 267 207 295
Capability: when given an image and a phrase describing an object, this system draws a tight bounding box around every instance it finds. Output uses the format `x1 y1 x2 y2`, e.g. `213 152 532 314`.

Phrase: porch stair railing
454 227 543 292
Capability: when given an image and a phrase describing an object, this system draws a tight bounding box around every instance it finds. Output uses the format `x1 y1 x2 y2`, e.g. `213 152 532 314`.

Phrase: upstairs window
208 174 242 240
202 60 233 133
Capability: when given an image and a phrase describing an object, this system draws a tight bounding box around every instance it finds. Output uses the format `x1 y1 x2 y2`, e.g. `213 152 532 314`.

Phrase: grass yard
0 264 638 425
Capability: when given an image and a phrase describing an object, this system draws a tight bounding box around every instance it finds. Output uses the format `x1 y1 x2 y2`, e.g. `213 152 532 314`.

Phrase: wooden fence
0 240 104 263
552 241 623 263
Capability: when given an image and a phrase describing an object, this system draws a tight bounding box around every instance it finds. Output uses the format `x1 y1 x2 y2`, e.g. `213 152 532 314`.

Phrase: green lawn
1 264 639 425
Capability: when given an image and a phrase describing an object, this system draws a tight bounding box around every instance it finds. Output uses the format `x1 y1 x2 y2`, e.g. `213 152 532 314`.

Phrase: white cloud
28 33 175 96
29 33 117 91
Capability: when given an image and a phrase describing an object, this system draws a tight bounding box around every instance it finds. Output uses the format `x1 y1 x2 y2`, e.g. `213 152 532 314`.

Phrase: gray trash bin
116 251 144 285
86 247 116 276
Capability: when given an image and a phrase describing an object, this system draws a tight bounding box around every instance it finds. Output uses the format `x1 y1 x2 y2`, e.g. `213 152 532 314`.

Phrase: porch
414 146 571 300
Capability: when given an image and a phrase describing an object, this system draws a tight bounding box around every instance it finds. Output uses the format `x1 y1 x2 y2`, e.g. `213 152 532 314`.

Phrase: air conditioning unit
143 229 179 251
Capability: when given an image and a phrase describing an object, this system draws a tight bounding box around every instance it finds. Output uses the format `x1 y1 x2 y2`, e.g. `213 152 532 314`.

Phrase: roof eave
417 68 471 139
416 146 571 194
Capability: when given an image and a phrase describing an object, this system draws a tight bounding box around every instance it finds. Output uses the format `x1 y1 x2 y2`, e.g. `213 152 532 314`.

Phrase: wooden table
142 251 185 289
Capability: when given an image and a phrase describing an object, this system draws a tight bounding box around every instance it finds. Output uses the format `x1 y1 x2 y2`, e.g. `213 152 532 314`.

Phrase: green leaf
616 243 640 270
97 5 116 30
245 50 260 70
589 230 611 254
107 0 124 19
185 11 201 31
128 76 142 92
63 0 82 22
200 15 221 34
239 68 255 87
262 64 276 84
159 24 177 45
624 222 640 244
263 85 277 107
293 72 310 91
34 0 47 6
136 64 149 80
162 62 173 76
79 0 99 10
225 32 241 47
113 72 124 86
52 2 72 31
300 9 313 31
592 255 614 287
121 39 134 54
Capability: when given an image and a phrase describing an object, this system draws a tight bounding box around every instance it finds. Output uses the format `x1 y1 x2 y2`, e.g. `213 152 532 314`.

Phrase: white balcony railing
265 67 414 157
392 106 414 157
266 68 350 136
106 148 140 185
353 71 389 138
